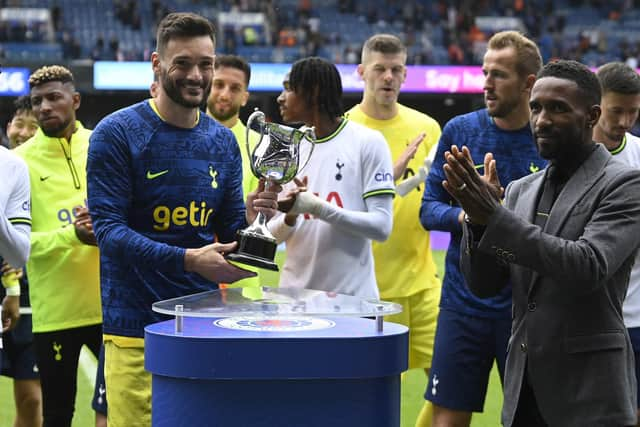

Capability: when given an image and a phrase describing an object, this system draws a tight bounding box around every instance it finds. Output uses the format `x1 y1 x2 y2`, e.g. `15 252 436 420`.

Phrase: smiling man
420 31 546 427
87 13 280 426
206 54 259 198
14 65 104 427
6 96 38 149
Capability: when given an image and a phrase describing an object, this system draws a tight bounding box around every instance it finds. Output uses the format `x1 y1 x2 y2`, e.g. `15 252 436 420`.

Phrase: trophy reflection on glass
226 109 315 271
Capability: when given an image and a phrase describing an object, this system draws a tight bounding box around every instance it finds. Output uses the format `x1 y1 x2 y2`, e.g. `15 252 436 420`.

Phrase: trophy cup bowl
226 109 315 271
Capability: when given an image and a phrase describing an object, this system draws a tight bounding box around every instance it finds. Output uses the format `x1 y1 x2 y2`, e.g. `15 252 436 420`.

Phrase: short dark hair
156 12 216 55
215 54 251 87
596 62 640 95
537 60 601 107
29 65 74 88
289 57 344 118
12 95 33 116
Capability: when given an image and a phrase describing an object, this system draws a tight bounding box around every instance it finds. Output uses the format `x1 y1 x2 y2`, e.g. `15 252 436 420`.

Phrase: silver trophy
226 109 315 271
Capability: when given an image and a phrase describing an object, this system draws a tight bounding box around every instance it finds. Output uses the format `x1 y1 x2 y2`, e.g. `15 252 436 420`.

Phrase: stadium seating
2 0 640 65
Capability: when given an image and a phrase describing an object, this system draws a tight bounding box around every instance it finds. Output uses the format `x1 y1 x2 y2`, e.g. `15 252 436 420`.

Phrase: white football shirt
270 119 394 298
0 146 31 267
613 134 640 328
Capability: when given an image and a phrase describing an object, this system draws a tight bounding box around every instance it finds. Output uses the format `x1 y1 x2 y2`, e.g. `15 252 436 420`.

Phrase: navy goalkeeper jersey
87 100 247 337
420 109 547 317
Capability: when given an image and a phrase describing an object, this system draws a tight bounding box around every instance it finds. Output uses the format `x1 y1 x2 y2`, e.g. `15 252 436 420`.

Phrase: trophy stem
226 211 279 271
255 211 268 229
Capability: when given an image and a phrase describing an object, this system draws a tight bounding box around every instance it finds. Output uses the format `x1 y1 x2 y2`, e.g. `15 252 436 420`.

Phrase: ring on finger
456 183 467 191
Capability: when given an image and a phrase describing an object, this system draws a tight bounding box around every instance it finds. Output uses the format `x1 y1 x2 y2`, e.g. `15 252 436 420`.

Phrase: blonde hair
29 65 74 88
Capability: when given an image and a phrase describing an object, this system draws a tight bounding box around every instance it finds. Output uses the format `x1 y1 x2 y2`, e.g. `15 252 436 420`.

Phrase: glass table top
152 287 402 319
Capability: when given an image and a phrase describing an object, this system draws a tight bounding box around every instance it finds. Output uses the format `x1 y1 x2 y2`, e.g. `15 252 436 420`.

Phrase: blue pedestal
145 316 408 427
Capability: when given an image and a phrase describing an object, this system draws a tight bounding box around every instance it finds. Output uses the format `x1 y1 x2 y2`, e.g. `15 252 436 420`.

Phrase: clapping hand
442 145 503 225
393 132 426 181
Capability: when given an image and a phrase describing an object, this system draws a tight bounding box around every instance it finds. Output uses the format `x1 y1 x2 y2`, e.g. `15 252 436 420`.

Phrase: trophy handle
296 126 316 175
246 109 266 179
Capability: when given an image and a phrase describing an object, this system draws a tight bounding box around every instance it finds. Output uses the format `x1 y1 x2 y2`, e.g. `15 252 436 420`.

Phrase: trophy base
225 229 279 271
226 252 279 271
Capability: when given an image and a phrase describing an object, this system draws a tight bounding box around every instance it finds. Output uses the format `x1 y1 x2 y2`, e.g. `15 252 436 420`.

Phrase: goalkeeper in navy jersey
86 12 280 425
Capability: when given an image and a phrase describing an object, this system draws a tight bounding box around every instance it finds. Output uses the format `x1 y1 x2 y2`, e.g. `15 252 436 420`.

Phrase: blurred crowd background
4 0 640 135
2 0 640 68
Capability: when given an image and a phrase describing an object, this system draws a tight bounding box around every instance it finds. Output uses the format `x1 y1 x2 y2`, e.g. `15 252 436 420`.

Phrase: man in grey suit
441 60 640 426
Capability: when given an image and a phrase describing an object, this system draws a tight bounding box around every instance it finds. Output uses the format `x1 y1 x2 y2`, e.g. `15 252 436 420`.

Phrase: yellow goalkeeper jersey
347 104 441 298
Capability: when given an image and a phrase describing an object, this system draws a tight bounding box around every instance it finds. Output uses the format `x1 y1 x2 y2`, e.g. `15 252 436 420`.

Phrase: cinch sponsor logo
375 171 393 182
152 201 214 231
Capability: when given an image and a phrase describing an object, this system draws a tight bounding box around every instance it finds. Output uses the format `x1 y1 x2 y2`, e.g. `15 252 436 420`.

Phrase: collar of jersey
608 134 627 155
148 98 200 127
313 117 348 144
25 121 86 153
349 104 404 128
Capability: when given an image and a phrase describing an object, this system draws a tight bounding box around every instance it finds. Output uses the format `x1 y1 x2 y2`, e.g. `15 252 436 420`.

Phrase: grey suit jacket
462 144 640 426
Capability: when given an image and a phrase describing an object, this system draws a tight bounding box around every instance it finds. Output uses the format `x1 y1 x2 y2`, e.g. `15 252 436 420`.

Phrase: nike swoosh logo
146 170 169 180
40 176 50 181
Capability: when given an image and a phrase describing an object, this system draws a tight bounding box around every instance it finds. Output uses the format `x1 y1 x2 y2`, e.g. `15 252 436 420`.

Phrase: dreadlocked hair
289 57 344 118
